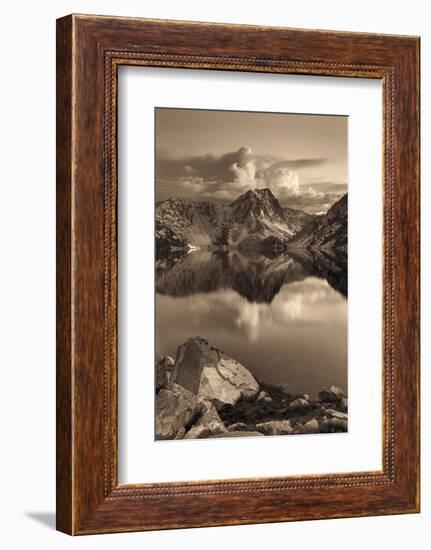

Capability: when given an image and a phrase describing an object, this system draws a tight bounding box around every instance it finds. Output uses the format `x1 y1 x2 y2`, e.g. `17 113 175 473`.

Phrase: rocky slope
155 337 348 440
155 199 231 254
288 194 347 253
156 188 317 255
282 207 314 233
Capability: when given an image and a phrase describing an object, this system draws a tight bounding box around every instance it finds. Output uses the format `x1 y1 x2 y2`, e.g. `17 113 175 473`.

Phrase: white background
119 67 382 483
0 1 428 548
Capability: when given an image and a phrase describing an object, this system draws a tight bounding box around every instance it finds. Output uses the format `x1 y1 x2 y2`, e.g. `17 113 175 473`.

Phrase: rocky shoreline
155 337 347 440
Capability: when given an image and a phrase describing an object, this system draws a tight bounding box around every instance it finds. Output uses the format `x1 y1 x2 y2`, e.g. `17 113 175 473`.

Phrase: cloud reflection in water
156 252 347 397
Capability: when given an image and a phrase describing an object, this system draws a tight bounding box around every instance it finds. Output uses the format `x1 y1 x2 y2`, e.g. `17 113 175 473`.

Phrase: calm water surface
155 250 347 398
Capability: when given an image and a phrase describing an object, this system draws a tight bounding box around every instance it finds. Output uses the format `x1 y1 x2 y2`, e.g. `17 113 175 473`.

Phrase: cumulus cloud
157 146 257 182
256 163 300 199
156 146 344 213
230 146 257 185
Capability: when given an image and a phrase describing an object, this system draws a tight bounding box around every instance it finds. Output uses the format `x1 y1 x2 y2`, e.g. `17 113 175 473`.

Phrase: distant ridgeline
156 188 347 257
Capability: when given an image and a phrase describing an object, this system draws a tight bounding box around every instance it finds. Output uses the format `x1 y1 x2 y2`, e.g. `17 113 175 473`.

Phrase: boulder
184 400 226 439
318 385 345 403
293 422 304 434
197 400 225 427
339 397 348 411
320 417 348 433
288 397 310 411
256 420 293 436
301 394 310 401
303 418 320 434
257 390 272 403
324 409 348 420
155 383 201 440
155 355 175 391
331 418 348 432
171 337 260 409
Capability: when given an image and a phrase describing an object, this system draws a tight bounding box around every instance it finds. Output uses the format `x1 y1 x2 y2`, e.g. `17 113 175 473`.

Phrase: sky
155 108 347 214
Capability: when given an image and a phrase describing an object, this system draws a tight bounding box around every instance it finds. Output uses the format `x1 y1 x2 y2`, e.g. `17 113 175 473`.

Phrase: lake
155 249 347 399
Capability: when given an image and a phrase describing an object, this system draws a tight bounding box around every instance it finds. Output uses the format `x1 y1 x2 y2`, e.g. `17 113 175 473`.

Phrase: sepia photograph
51 9 420 537
154 107 348 441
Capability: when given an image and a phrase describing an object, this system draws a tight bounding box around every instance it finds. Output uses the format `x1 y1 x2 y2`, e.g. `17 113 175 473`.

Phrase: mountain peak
230 187 277 207
229 187 285 227
245 187 275 199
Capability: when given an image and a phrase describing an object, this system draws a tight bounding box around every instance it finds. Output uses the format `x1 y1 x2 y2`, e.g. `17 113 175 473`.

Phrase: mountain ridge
156 187 347 255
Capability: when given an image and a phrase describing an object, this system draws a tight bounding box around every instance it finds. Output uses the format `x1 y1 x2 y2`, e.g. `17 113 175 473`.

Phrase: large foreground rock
155 383 201 440
171 337 260 409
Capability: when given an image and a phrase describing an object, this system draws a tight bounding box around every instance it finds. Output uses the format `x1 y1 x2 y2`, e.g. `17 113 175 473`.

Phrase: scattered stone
155 383 201 440
156 340 348 441
331 418 348 431
257 390 272 403
320 417 348 433
340 397 348 411
256 420 293 436
293 422 304 434
319 419 329 432
155 355 175 391
320 418 347 433
325 409 348 420
227 422 250 432
318 385 345 403
170 337 260 409
303 418 320 434
289 397 310 411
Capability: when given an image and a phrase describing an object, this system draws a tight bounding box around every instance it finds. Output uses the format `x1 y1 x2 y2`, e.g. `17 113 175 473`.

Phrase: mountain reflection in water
156 249 347 398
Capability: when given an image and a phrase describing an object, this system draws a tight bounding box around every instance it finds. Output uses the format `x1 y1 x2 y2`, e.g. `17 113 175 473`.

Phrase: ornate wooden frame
56 14 420 534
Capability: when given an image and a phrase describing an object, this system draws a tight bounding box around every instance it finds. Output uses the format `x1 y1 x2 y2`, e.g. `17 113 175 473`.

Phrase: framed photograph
152 107 348 443
56 14 420 534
